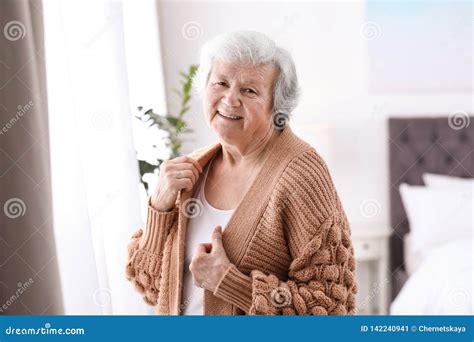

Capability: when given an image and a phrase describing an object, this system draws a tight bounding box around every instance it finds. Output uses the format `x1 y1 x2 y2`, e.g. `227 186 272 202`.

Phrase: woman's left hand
189 226 232 292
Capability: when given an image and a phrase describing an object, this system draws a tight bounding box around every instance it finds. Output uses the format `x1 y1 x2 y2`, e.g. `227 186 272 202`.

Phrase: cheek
203 97 214 117
205 92 220 110
245 99 271 121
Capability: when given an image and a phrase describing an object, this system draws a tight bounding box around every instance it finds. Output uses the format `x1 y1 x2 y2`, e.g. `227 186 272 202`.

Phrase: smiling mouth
217 111 243 120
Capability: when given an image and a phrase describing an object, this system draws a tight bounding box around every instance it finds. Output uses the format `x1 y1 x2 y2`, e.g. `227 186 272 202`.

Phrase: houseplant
135 64 198 192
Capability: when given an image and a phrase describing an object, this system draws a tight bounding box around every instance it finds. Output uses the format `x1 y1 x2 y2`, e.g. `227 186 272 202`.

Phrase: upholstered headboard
388 116 474 300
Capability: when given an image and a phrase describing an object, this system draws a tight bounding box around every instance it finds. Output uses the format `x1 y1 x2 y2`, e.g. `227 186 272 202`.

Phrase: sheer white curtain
43 0 166 314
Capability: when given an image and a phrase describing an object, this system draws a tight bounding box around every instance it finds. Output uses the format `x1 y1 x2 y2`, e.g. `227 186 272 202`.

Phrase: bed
388 116 473 315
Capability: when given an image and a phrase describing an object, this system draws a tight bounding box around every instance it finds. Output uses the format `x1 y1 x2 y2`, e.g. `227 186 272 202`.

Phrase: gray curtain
0 0 63 314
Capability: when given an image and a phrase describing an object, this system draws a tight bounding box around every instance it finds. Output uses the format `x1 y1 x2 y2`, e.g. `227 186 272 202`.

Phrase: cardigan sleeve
213 149 358 315
125 198 178 306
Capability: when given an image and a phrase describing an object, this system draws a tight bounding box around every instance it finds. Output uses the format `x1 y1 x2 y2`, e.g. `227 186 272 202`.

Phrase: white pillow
423 173 474 188
403 232 429 276
399 183 472 257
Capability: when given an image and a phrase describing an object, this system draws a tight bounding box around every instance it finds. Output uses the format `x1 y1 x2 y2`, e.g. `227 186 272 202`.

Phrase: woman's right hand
150 156 203 212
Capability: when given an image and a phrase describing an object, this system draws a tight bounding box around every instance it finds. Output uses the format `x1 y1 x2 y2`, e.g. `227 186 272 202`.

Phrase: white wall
156 0 472 228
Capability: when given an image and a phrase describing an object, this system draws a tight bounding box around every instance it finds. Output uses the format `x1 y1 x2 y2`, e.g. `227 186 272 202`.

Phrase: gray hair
193 31 300 118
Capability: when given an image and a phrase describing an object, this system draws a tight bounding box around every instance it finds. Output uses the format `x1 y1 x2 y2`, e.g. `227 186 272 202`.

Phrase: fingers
195 242 212 255
202 243 212 253
169 158 202 185
162 156 203 192
196 243 207 254
173 169 197 184
151 157 202 210
167 178 191 192
170 156 203 173
166 162 199 181
211 226 223 253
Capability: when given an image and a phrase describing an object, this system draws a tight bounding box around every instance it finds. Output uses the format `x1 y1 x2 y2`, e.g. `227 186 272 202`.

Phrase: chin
212 126 241 145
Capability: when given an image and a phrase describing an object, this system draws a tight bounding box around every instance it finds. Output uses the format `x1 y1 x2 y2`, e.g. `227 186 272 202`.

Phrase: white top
181 155 235 315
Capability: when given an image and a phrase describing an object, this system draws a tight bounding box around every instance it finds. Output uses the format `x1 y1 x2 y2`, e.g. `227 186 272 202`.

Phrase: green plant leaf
136 64 198 191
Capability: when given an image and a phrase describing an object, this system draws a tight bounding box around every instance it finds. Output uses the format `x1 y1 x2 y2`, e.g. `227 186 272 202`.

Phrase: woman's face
204 60 277 151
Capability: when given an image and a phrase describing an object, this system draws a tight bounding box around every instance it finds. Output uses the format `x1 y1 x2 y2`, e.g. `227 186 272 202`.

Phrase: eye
243 88 256 94
214 81 227 87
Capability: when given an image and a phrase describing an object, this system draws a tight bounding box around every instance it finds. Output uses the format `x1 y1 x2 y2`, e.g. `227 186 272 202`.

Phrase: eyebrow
212 74 263 86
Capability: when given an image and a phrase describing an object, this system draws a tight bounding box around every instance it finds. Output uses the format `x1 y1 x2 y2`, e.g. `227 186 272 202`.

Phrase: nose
221 87 241 107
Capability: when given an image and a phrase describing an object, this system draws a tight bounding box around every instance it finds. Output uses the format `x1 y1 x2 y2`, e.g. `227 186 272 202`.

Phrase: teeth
218 111 241 120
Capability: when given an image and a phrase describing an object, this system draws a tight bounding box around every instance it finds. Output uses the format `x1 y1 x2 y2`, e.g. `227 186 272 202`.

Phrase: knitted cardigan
126 126 357 315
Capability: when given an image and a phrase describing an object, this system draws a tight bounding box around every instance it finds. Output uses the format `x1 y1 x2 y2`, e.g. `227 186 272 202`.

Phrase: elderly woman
126 31 357 315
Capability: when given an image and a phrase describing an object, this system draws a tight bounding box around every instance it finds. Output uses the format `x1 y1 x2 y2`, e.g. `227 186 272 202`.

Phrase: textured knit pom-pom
251 270 267 282
127 243 139 259
311 306 328 315
145 288 158 304
154 277 161 289
330 303 347 315
341 230 351 248
344 268 355 287
311 290 332 309
330 283 348 302
336 245 349 263
254 295 270 312
286 281 299 298
293 293 308 315
143 295 155 306
282 307 296 315
322 265 339 282
138 271 152 288
347 292 355 308
306 235 323 253
125 264 135 279
312 247 331 265
133 279 145 293
267 274 280 288
326 226 341 246
348 256 356 271
308 280 325 292
299 287 313 303
291 265 317 282
132 229 143 239
289 257 307 272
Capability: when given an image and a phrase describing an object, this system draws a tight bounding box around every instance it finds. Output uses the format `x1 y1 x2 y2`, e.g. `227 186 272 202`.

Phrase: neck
220 127 278 169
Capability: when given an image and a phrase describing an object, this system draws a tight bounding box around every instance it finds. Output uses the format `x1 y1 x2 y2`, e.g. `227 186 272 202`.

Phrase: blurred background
0 0 472 315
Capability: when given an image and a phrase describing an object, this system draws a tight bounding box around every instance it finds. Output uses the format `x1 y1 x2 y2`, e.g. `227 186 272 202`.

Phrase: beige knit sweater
126 126 357 315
